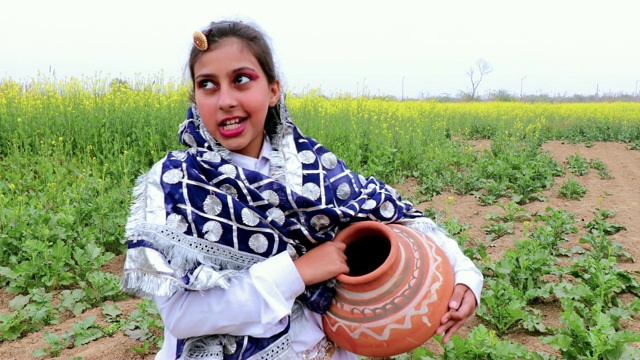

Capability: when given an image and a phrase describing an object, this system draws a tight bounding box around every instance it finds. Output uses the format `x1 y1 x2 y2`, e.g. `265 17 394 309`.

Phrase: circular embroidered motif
220 184 238 198
302 183 321 200
167 214 188 232
248 234 268 253
362 199 377 210
241 208 260 226
336 183 352 200
261 190 280 206
223 337 237 354
202 152 222 163
321 152 338 169
298 150 316 164
310 214 330 231
219 164 238 178
267 208 286 225
380 201 396 219
162 169 183 184
203 195 223 216
203 221 223 242
171 151 188 161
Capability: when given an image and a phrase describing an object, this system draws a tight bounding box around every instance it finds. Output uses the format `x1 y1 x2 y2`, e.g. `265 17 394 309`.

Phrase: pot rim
333 221 399 285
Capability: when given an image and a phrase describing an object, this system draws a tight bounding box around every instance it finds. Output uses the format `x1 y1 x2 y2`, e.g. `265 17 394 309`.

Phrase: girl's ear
268 80 281 107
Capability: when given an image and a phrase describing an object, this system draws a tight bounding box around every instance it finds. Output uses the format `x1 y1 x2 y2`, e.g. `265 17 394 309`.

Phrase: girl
121 20 483 360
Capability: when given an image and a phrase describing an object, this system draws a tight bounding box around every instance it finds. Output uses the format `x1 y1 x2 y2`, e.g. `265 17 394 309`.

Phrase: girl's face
194 38 280 158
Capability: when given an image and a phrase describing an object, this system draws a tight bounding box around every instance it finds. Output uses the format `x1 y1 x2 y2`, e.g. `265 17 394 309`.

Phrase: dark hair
187 21 281 136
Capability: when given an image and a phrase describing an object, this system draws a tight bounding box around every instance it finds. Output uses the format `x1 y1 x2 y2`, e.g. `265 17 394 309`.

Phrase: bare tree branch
467 58 492 100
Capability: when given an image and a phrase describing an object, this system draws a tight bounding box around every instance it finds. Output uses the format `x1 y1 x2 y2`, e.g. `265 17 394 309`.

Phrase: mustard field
1 77 640 359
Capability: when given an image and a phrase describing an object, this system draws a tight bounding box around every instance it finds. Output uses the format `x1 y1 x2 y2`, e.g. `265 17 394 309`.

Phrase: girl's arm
154 251 304 339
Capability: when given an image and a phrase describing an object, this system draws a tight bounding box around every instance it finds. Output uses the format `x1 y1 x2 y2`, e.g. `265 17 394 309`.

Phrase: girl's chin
220 139 251 154
223 136 264 158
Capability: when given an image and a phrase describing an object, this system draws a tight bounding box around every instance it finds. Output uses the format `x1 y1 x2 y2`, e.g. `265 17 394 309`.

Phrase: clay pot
322 221 454 357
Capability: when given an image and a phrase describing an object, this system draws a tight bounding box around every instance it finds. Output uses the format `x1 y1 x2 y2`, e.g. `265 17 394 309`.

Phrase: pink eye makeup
234 71 260 85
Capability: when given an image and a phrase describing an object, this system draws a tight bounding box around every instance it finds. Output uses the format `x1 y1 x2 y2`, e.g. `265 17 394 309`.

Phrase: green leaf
31 348 49 358
544 333 572 351
614 345 640 360
73 327 104 346
102 303 122 319
8 294 30 311
0 266 16 279
43 331 60 346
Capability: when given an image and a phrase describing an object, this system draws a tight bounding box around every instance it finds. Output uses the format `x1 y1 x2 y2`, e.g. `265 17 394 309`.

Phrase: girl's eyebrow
233 66 258 73
194 66 258 81
194 72 216 80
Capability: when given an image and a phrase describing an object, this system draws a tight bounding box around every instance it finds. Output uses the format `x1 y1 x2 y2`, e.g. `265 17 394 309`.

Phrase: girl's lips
218 117 247 137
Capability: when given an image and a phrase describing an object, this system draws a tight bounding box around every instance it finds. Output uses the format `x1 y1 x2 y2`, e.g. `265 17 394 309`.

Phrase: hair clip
193 31 208 51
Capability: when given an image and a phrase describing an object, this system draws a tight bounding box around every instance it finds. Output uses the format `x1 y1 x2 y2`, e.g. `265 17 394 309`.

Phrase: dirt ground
1 141 639 359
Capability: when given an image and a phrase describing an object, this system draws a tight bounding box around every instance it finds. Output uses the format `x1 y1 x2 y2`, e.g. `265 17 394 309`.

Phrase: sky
2 0 639 99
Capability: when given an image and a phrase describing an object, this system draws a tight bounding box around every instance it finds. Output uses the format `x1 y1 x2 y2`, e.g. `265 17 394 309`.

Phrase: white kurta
153 139 483 360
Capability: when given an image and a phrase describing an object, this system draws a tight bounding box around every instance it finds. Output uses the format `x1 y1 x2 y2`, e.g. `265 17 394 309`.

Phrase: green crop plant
476 278 547 336
585 208 627 237
542 299 640 359
492 243 559 298
565 153 590 176
417 324 555 360
558 177 587 200
589 158 611 179
31 331 74 358
566 255 640 308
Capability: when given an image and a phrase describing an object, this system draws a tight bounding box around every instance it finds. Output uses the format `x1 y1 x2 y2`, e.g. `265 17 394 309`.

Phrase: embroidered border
132 222 266 270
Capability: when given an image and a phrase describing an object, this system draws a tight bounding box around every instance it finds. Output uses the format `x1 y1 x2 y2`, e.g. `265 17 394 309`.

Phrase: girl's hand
294 241 349 285
435 284 477 344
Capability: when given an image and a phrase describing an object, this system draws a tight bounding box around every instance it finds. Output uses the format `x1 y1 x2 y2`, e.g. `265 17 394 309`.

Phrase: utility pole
362 78 366 97
520 76 526 99
402 76 405 101
635 80 639 98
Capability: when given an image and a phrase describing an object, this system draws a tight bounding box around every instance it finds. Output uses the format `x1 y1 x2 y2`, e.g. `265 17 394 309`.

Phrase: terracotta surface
322 221 454 357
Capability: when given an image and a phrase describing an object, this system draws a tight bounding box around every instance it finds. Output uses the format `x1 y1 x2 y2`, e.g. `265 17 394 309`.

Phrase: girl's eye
200 80 215 90
235 74 252 85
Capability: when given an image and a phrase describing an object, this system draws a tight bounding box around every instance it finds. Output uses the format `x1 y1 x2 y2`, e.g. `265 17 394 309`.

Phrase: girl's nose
217 86 238 110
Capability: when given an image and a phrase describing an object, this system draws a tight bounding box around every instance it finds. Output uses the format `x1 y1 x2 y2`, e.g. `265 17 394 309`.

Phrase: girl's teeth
222 119 242 130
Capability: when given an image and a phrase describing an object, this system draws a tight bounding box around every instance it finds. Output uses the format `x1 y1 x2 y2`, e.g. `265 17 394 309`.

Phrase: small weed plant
558 177 587 200
589 158 611 179
566 153 590 176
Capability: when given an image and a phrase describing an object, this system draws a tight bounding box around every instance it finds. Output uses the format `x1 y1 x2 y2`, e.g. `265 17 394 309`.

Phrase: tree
110 78 131 92
466 58 492 100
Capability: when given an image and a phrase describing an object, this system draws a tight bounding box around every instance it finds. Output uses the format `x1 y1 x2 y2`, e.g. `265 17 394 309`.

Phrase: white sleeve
426 226 484 306
154 252 305 339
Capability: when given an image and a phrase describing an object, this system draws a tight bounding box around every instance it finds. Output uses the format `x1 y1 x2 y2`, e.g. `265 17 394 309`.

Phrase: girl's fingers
441 320 464 344
332 241 347 251
436 287 478 343
448 284 470 310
